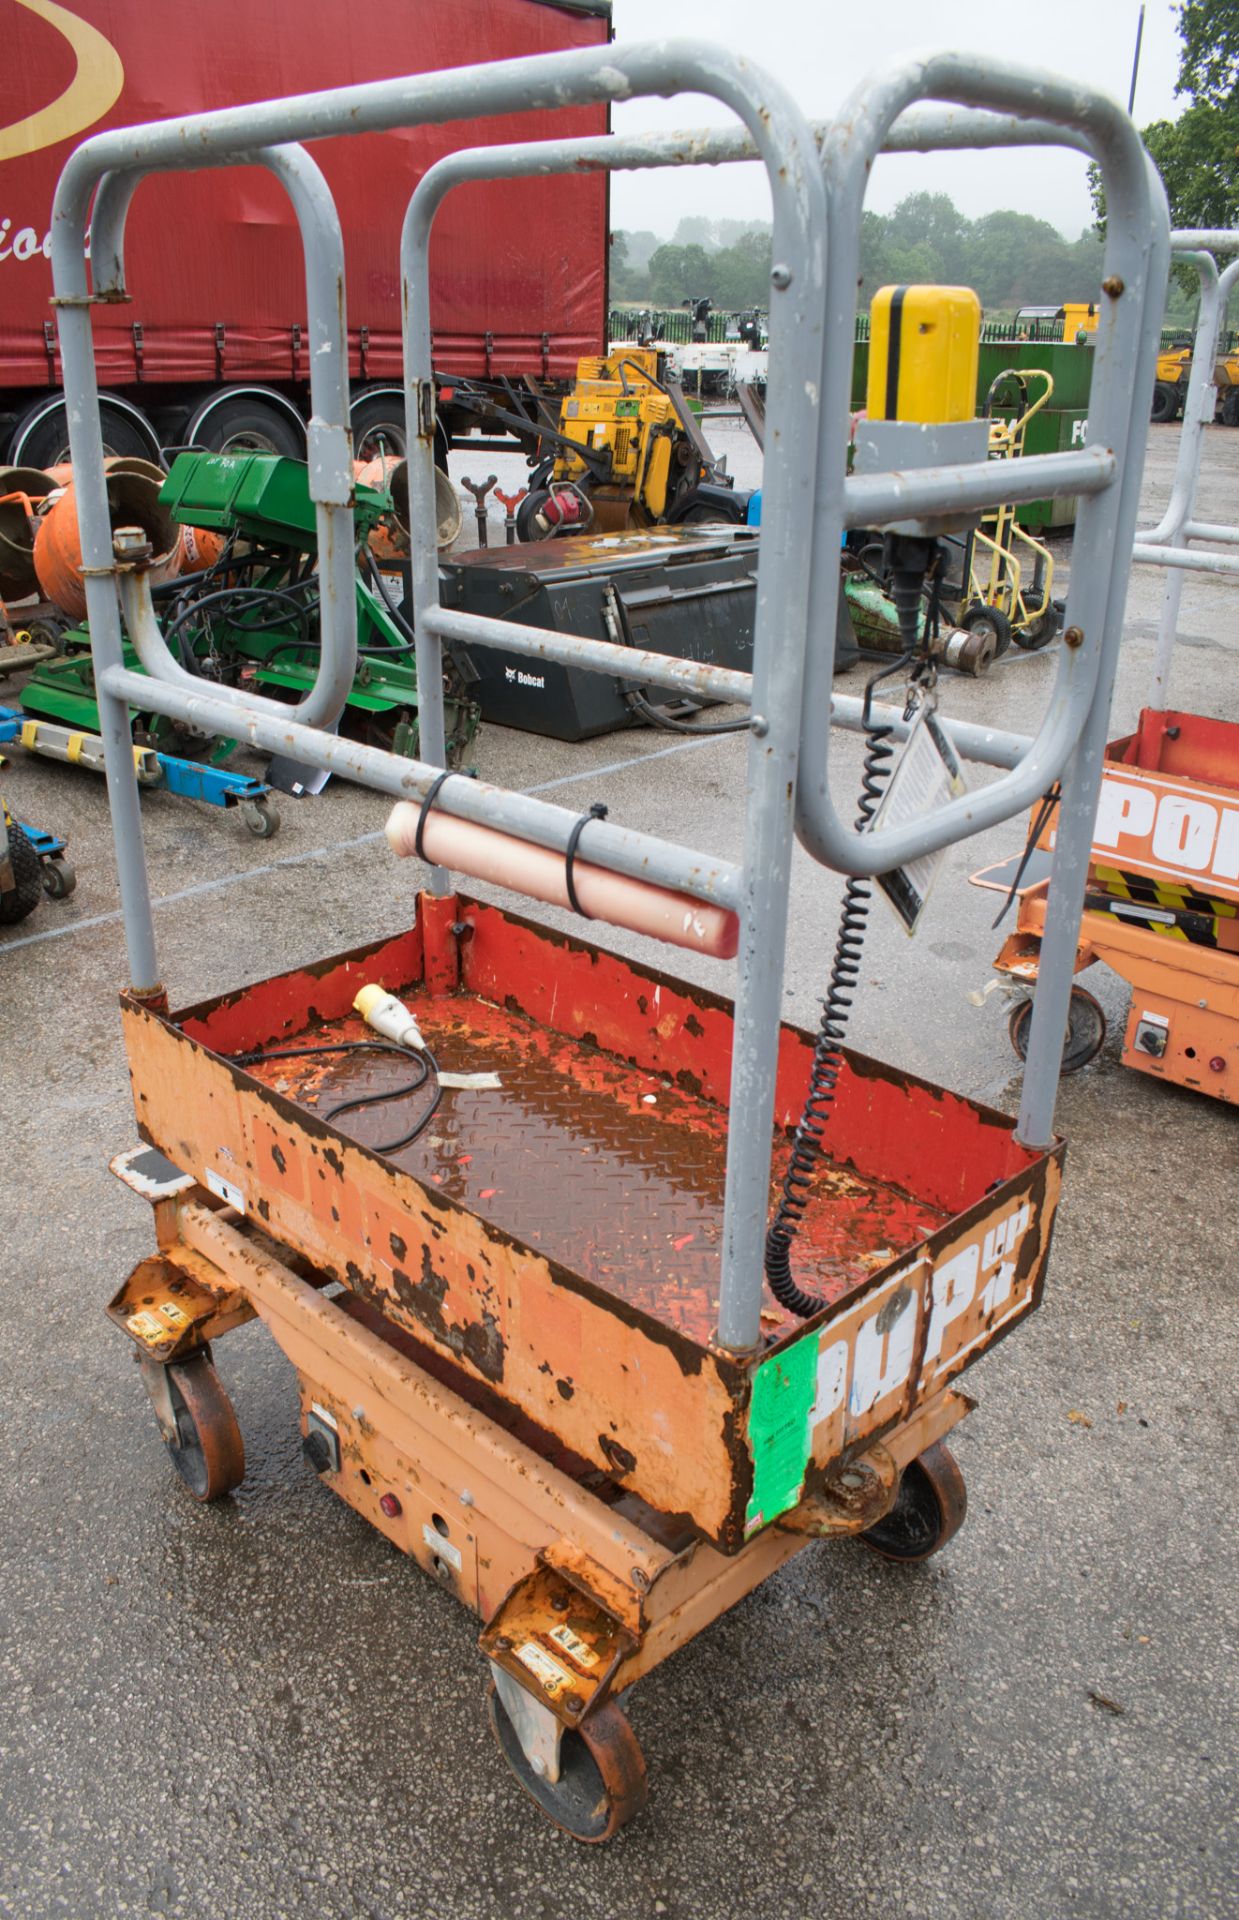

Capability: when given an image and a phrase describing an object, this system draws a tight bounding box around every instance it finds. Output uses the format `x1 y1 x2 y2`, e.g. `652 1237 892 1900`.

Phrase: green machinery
19 451 480 777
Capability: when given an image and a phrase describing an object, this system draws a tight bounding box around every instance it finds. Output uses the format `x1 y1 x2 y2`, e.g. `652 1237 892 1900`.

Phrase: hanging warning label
869 705 967 933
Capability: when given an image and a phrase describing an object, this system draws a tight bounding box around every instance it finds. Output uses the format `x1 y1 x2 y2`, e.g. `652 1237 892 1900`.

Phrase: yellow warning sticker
126 1310 168 1343
159 1301 190 1328
548 1622 599 1668
515 1641 573 1699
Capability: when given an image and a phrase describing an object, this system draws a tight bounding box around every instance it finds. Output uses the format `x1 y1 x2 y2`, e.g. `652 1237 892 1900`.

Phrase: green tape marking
745 1332 817 1535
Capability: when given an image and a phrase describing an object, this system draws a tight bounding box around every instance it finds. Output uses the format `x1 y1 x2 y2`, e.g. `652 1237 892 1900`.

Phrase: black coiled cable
763 654 913 1319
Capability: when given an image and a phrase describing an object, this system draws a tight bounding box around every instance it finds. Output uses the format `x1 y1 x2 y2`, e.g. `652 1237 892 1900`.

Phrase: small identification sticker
515 1641 573 1699
126 1310 169 1343
204 1167 246 1213
869 704 967 933
548 1623 599 1668
423 1524 462 1571
159 1301 190 1328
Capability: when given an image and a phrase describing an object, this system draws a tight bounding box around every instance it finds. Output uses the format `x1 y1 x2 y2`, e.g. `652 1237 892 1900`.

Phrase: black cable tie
992 784 1061 929
414 769 458 864
564 802 608 916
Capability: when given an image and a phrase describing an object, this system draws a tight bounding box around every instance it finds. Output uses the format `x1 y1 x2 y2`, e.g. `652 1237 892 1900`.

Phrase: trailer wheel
8 395 160 468
860 1441 967 1563
159 1357 245 1502
1150 381 1180 423
188 390 305 459
350 391 407 462
1009 985 1107 1073
0 818 43 924
487 1685 648 1843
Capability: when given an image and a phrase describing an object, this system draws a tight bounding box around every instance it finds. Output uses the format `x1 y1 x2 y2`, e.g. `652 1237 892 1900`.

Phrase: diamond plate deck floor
242 990 948 1346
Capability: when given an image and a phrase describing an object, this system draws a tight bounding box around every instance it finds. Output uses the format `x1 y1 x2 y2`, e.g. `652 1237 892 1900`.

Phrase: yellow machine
866 283 981 424
518 348 744 537
1061 300 1099 336
1152 341 1239 423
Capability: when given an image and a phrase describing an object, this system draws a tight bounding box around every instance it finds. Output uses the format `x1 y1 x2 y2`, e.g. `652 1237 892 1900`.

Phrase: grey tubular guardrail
52 41 1164 1354
798 51 1165 879
793 54 1168 1158
53 39 828 1358
84 146 358 730
1132 232 1239 708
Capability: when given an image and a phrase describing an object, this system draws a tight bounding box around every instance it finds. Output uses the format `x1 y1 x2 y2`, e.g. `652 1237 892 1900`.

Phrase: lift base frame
108 1174 979 1733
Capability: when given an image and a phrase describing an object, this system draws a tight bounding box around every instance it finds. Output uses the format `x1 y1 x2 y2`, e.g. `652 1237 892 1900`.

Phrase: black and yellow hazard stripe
1092 862 1237 922
1084 892 1225 946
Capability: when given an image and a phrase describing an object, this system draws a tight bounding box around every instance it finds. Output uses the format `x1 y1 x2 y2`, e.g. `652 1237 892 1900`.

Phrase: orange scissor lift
985 232 1239 1103
54 45 1165 1838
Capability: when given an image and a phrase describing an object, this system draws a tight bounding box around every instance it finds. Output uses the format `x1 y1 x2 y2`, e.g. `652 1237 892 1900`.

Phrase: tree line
612 194 1106 315
617 0 1239 328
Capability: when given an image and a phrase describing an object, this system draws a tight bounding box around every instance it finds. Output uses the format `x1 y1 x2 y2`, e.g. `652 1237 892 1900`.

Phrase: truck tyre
1222 390 1239 427
9 395 159 468
350 389 407 462
1150 381 1179 423
187 389 305 459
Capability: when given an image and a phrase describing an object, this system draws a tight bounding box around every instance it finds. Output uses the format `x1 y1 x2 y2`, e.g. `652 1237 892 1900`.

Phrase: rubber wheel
1150 381 1180 424
0 819 43 924
487 1686 648 1843
1012 602 1062 651
515 488 552 542
1222 390 1239 428
190 394 305 459
8 396 156 468
41 857 75 900
1008 984 1107 1073
860 1441 967 1563
960 601 1013 658
163 1357 245 1501
351 392 407 463
239 797 280 839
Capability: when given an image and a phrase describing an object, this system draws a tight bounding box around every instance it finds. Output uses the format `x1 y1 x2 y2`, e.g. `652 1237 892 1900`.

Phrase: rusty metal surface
105 1245 253 1361
173 1198 674 1619
240 994 946 1343
481 1561 634 1727
117 897 1065 1548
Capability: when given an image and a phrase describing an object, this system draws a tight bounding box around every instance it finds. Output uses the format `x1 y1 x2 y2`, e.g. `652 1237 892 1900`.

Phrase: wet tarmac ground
1 418 1236 1919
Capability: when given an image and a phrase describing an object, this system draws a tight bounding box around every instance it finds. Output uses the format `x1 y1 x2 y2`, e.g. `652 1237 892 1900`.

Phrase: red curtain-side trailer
0 0 611 461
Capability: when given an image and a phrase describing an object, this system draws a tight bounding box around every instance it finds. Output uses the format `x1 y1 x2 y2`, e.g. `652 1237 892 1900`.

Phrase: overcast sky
608 0 1181 238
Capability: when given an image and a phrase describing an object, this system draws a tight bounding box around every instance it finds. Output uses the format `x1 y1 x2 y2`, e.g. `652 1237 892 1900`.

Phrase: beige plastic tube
385 802 739 959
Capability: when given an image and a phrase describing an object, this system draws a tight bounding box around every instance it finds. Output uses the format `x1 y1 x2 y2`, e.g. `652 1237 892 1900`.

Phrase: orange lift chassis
56 44 1166 1837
